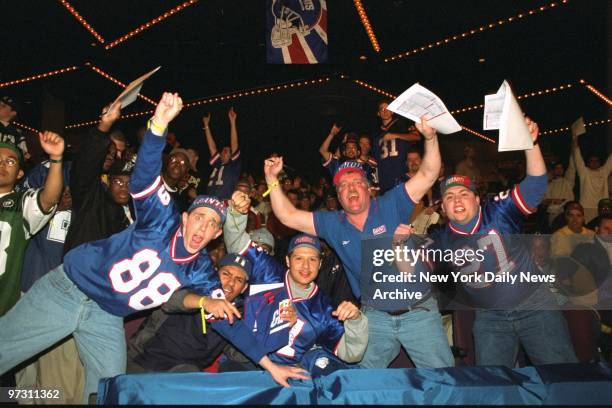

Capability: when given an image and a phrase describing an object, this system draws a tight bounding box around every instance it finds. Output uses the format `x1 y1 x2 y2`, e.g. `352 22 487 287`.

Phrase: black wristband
49 158 63 164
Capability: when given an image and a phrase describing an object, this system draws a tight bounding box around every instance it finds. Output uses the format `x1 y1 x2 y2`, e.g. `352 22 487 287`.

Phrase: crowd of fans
0 92 610 403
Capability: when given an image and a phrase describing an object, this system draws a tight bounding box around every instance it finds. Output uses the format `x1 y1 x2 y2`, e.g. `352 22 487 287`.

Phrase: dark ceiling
2 0 610 175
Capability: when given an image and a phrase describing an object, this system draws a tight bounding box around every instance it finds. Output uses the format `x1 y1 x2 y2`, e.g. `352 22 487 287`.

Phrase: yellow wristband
262 181 279 197
199 296 207 334
148 118 167 135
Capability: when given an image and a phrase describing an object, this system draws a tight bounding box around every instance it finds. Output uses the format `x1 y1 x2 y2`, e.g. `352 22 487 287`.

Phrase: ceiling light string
384 0 570 62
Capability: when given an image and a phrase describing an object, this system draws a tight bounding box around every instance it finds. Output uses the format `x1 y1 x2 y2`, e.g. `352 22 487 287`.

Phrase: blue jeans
360 297 453 368
473 309 578 367
0 265 126 403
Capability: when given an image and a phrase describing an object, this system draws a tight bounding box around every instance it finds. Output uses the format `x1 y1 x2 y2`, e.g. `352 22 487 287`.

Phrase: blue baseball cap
333 160 366 185
288 234 321 254
188 195 227 224
219 253 253 278
441 175 476 195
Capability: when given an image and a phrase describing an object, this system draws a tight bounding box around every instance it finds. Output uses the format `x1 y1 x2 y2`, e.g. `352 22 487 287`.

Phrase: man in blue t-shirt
262 117 454 369
426 117 577 367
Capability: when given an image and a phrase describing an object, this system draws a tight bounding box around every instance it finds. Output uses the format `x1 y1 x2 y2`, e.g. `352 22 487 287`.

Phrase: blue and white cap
188 195 227 224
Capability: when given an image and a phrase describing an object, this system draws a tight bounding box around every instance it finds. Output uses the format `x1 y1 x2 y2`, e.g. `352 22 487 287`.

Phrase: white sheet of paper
484 80 533 151
571 117 586 136
386 83 462 134
114 66 161 108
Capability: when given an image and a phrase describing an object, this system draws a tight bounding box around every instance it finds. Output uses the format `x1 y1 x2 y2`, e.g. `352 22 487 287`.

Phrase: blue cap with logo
333 160 366 185
187 195 227 224
288 233 321 254
219 253 253 278
441 174 476 195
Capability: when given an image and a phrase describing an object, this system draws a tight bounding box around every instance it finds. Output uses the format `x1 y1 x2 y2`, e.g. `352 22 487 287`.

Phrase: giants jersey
428 179 547 309
64 130 219 317
372 119 414 193
243 271 344 365
232 240 344 364
207 150 241 200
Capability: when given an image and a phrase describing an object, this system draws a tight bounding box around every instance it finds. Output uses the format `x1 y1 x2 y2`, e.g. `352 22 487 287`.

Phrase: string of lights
580 79 612 106
87 64 157 106
183 77 331 108
104 0 199 50
350 78 495 143
0 66 79 89
461 126 495 143
66 77 331 129
353 0 380 53
451 82 575 114
384 0 569 63
13 121 39 133
541 118 612 136
58 0 105 43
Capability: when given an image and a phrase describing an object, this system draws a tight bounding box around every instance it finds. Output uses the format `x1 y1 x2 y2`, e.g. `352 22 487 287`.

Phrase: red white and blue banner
266 0 328 64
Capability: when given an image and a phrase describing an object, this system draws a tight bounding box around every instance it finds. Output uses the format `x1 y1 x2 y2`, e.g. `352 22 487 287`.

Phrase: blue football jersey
428 180 548 308
64 130 220 317
227 239 345 364
207 150 241 200
243 271 344 365
372 119 415 193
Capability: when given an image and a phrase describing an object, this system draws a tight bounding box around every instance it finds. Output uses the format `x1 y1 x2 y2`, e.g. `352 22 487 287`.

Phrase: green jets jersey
0 189 53 316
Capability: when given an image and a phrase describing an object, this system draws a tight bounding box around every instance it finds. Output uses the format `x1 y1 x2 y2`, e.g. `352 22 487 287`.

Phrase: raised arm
571 130 586 175
228 107 238 154
564 151 576 188
264 156 316 235
129 93 183 196
224 191 252 253
37 131 65 212
319 123 341 161
202 113 217 157
524 117 546 177
405 117 441 202
70 102 121 211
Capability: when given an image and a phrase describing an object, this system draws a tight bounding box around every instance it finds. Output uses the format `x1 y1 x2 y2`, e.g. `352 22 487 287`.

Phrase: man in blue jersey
0 93 306 402
427 117 577 367
262 117 454 369
203 108 241 199
319 127 378 189
373 100 421 193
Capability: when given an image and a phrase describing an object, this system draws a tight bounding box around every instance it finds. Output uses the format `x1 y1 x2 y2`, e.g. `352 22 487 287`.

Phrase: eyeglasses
0 157 18 168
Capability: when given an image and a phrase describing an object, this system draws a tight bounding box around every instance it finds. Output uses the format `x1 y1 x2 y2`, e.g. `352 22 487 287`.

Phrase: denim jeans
0 265 126 403
473 309 578 367
360 297 454 368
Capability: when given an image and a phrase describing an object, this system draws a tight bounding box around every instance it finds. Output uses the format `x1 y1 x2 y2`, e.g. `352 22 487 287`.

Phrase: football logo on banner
267 0 328 64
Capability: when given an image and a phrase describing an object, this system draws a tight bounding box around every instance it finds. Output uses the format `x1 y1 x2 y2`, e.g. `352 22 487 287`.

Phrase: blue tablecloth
98 363 612 405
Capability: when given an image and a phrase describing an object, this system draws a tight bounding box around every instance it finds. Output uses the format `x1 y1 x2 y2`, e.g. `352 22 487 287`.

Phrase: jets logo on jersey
2 199 15 208
267 0 328 64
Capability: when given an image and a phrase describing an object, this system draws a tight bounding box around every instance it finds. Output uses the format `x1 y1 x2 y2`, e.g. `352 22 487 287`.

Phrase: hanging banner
266 0 328 64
